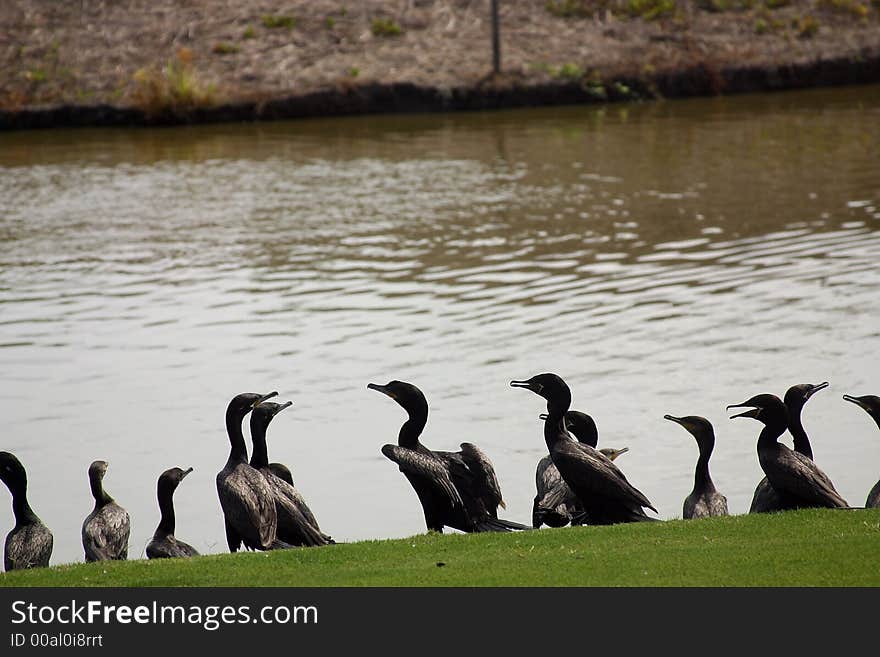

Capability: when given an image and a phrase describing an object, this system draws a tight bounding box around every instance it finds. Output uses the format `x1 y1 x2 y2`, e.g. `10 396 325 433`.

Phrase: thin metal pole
491 0 501 74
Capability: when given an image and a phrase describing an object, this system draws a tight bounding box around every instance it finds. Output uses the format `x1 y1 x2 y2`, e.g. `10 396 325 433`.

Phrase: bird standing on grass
368 379 528 533
750 382 828 513
250 400 334 547
0 451 53 571
663 415 728 519
146 467 199 559
729 393 848 510
216 391 289 552
82 459 131 561
511 373 658 525
842 393 880 508
533 410 629 528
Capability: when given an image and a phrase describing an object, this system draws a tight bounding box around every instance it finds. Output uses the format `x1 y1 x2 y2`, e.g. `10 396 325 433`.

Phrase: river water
1 85 879 566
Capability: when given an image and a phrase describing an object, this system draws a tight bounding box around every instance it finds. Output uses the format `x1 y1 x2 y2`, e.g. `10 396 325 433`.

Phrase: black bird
216 391 287 553
511 373 657 525
533 411 629 528
146 467 199 559
269 463 294 487
842 393 880 508
750 382 828 514
663 415 728 519
368 380 528 533
250 401 334 547
729 393 848 509
82 460 131 562
0 452 53 571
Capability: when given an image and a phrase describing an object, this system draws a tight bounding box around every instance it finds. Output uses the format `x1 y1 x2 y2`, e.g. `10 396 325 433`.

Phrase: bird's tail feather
475 517 534 532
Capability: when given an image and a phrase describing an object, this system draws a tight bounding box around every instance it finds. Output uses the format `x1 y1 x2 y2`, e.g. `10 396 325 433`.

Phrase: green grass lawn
2 508 879 587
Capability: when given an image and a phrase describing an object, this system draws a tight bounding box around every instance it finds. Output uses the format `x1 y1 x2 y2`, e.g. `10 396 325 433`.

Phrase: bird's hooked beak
367 383 395 400
255 391 279 407
510 379 540 393
663 414 686 426
805 381 829 399
181 467 193 479
604 447 629 461
842 394 867 410
273 401 293 417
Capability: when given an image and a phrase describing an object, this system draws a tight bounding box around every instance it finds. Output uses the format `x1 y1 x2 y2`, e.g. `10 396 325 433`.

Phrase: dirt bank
2 0 879 129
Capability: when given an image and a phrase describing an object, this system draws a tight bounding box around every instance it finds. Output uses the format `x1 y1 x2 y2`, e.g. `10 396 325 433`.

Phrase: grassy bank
3 1 880 129
2 509 879 586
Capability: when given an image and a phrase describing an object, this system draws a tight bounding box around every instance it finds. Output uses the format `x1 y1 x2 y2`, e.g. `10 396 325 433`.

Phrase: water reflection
1 85 879 565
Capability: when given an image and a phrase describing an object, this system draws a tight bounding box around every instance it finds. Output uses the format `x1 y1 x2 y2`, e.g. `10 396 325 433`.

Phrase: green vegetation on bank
2 509 878 587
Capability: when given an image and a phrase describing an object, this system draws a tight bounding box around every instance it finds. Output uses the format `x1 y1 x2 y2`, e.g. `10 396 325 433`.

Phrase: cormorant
368 380 528 533
146 467 199 559
842 393 880 508
269 463 294 487
250 401 334 547
750 382 828 513
82 460 131 562
663 415 728 519
216 391 288 553
533 411 629 528
728 393 849 509
0 452 53 571
511 373 658 525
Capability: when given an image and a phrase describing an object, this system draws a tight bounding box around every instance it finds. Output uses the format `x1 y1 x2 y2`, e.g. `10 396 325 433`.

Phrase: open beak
510 379 538 392
729 407 760 420
538 413 548 421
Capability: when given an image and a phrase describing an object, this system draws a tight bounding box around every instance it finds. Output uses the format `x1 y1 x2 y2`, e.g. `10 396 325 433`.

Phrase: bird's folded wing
458 442 505 508
382 444 464 509
771 450 849 507
555 442 656 512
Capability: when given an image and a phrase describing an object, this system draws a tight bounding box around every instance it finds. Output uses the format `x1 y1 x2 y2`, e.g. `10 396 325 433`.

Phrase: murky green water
1 85 879 565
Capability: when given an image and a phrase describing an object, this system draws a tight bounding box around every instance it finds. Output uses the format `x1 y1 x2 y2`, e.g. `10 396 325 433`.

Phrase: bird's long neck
787 406 814 460
156 486 176 536
757 421 787 452
10 481 38 528
90 474 112 510
398 412 427 449
543 395 571 451
250 423 270 470
543 414 569 451
225 408 248 464
694 437 714 491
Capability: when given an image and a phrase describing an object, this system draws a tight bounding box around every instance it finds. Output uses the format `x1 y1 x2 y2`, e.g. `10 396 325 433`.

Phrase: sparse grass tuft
261 14 296 29
624 0 676 20
242 25 256 39
795 14 820 37
211 42 240 55
552 62 585 80
129 48 218 115
371 17 403 37
817 0 870 17
545 0 595 17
